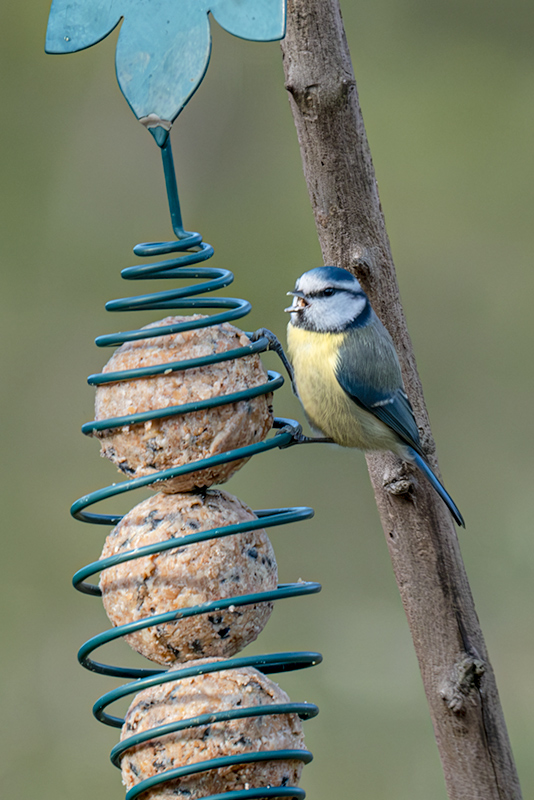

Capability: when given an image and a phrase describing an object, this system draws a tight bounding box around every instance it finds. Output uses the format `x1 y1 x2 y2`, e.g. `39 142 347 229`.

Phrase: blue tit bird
285 266 465 527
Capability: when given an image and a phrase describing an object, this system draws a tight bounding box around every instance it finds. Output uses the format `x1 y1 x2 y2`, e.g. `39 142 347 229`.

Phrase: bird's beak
284 291 309 313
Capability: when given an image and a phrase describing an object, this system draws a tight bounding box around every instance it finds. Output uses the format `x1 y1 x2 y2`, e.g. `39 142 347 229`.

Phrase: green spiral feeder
46 2 322 798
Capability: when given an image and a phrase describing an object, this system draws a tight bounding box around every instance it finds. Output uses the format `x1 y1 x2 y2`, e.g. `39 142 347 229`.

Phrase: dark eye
323 287 335 297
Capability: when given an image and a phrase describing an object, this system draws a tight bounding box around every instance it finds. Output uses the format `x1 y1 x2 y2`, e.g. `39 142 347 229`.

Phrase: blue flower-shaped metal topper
46 1 286 141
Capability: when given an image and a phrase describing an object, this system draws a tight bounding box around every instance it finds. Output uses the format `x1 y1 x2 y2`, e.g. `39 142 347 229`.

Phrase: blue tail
408 448 465 528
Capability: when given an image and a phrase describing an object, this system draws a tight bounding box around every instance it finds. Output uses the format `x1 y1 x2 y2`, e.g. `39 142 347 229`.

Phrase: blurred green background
1 1 533 798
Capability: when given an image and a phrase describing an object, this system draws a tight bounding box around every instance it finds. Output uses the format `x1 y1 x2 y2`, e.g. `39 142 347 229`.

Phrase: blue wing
334 318 465 527
348 380 422 455
334 320 424 456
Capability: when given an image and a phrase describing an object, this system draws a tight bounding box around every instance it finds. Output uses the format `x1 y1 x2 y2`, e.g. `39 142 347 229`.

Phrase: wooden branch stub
281 2 522 798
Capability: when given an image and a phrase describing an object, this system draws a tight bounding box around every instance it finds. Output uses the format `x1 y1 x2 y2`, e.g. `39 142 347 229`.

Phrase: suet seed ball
120 659 306 800
93 316 273 492
100 490 277 664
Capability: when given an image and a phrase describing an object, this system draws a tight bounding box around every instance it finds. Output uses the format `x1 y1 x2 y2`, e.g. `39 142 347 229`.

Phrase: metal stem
161 138 185 238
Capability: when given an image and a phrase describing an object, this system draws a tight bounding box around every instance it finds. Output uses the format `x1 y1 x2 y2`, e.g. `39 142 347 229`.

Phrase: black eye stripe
306 288 335 298
305 287 364 299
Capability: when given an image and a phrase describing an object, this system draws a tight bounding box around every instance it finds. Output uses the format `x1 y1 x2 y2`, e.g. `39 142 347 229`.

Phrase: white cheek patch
314 293 367 330
347 293 367 322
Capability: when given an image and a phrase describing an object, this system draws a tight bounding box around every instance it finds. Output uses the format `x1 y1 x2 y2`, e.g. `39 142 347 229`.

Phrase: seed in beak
284 291 309 312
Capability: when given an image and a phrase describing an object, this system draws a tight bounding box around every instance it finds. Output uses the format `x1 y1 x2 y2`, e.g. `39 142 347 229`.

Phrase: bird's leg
295 433 336 445
249 327 299 396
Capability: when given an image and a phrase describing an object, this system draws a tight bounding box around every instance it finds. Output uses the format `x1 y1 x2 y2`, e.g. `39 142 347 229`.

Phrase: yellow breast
286 324 400 452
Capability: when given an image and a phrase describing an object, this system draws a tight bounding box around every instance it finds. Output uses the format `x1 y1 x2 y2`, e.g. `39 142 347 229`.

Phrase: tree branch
280 2 522 798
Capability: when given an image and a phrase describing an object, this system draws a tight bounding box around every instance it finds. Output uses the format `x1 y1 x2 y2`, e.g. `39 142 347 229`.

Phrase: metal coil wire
72 138 321 799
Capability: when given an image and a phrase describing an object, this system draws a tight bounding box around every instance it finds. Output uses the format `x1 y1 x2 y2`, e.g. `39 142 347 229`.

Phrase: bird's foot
276 418 334 448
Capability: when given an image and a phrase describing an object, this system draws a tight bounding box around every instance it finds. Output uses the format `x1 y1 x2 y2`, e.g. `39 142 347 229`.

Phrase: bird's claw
277 420 334 448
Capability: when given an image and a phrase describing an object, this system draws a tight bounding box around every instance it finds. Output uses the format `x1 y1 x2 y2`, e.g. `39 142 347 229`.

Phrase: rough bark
280 2 522 798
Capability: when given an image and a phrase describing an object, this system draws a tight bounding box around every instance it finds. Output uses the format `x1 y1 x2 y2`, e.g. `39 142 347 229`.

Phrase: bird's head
285 267 370 332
